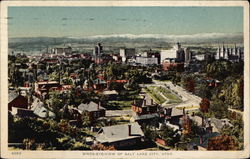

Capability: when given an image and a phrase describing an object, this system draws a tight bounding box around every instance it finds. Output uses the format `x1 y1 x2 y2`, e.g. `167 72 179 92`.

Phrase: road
106 110 132 117
228 108 243 116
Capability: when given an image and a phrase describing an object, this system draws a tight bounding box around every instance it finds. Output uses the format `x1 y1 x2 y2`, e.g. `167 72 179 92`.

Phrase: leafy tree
158 124 180 147
182 116 192 137
91 144 116 150
81 111 91 127
200 98 210 113
209 96 228 119
207 135 238 150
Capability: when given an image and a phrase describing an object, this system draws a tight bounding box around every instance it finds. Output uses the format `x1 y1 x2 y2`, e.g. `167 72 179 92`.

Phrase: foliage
208 95 229 119
8 115 91 150
220 115 244 150
81 111 91 127
157 124 181 147
199 98 210 113
207 135 238 150
91 144 116 150
182 116 192 137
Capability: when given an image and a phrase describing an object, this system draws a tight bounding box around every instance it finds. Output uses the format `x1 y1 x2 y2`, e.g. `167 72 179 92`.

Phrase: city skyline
8 6 243 38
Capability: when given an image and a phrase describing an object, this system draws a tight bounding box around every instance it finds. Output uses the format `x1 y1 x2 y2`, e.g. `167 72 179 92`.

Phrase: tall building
119 48 136 62
184 48 192 63
216 44 244 62
52 46 72 55
93 43 103 56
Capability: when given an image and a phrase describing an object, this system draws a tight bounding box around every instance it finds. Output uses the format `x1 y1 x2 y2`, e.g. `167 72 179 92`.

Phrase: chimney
133 99 136 105
192 112 195 117
128 124 131 136
151 99 154 105
183 108 185 115
201 116 204 127
143 100 146 106
98 101 101 110
200 135 203 145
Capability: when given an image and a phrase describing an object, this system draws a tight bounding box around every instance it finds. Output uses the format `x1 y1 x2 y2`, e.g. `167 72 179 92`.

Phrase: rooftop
95 122 144 143
78 101 106 112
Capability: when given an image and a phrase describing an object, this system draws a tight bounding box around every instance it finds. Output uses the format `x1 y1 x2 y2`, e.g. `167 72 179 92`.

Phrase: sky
8 7 243 38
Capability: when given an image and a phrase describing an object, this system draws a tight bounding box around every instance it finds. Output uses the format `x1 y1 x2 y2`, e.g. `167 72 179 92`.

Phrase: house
93 78 107 91
131 95 159 123
35 81 61 95
78 101 106 121
31 98 55 118
131 95 158 115
162 59 184 72
102 90 118 100
160 107 184 126
95 122 144 149
8 91 28 111
208 118 233 133
11 107 36 118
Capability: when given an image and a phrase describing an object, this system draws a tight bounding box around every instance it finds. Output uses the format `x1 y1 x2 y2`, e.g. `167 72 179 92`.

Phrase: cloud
6 17 14 20
87 18 95 21
116 18 128 21
85 32 243 42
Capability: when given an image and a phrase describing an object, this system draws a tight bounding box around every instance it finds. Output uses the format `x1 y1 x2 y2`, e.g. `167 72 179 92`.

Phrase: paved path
106 110 132 117
228 108 243 116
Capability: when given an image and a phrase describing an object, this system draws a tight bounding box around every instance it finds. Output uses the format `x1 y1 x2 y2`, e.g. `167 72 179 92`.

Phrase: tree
207 135 238 150
182 116 192 137
209 96 228 119
200 98 210 113
91 144 116 150
81 111 91 127
158 124 180 147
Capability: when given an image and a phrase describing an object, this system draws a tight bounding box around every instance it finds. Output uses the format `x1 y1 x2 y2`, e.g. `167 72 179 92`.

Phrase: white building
136 56 158 65
120 48 136 62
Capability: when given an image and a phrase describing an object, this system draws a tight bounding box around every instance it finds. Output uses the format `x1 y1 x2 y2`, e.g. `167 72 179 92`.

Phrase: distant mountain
9 32 243 44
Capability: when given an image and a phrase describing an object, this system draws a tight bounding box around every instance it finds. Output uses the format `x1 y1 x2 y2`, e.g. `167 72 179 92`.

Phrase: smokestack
151 99 154 105
200 135 203 145
98 101 101 110
143 100 146 106
202 116 204 127
128 124 131 136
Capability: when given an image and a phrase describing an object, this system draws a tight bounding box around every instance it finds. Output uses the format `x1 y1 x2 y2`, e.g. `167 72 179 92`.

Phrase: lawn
143 87 166 104
105 89 141 110
156 87 182 104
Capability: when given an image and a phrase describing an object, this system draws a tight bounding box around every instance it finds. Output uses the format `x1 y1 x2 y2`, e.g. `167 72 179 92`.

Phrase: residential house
31 98 55 118
78 101 106 121
35 81 61 95
160 107 184 126
95 122 144 149
11 107 37 118
8 91 28 111
102 90 118 100
93 78 107 91
130 95 159 123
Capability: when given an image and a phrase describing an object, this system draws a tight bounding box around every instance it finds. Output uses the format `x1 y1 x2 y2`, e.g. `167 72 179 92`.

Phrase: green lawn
156 87 182 104
143 87 166 104
105 89 141 110
106 100 132 110
143 86 182 105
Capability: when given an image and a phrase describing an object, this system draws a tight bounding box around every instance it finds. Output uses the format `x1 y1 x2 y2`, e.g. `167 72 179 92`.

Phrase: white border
1 1 249 158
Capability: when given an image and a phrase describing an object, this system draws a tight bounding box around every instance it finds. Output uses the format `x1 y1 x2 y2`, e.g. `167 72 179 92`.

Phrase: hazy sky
8 7 243 38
